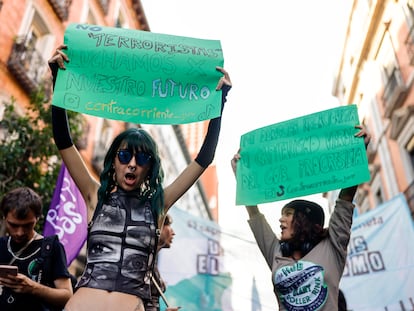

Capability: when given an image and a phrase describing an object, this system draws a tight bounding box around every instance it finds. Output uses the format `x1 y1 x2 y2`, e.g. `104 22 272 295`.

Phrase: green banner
52 23 224 124
236 105 370 205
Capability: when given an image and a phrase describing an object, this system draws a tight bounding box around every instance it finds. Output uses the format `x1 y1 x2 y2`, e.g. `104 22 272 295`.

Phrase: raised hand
354 125 371 148
48 44 69 70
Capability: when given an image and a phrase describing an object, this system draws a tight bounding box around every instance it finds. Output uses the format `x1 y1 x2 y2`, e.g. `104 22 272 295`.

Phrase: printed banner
52 23 224 124
43 163 87 264
340 194 414 310
157 207 269 311
157 207 232 310
236 105 370 205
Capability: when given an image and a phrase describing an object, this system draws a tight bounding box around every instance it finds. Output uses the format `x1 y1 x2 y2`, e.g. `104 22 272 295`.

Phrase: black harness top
77 188 157 299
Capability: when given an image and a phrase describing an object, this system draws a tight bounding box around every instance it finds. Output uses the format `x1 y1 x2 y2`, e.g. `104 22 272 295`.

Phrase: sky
141 0 351 309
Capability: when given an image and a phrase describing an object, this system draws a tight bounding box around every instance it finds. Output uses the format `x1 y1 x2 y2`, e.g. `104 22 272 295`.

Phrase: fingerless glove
195 84 231 168
49 62 59 90
49 57 73 150
52 106 73 150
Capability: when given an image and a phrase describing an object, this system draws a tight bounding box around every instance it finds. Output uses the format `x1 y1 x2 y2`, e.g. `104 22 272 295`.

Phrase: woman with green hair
49 45 231 311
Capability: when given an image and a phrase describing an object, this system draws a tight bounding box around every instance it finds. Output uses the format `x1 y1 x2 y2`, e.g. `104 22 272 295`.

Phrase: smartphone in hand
0 265 18 277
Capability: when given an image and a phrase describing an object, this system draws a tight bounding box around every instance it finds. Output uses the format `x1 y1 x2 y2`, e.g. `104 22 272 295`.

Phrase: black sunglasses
117 149 152 166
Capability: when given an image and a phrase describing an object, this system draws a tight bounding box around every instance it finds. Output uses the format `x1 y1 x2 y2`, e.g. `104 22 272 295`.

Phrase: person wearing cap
230 125 370 311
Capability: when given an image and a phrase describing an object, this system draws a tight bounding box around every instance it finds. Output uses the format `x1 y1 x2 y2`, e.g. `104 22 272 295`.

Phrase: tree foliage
0 85 83 231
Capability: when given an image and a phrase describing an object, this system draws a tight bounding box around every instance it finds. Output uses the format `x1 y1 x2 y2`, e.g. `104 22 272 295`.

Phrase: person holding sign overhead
231 125 370 311
48 45 231 311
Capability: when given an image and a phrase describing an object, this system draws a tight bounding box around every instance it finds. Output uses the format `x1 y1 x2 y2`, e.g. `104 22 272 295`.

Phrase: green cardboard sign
236 105 370 205
52 23 224 124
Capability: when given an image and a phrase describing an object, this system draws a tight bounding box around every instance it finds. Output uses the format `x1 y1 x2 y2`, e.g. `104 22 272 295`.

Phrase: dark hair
97 128 165 222
164 214 173 226
289 211 328 251
338 289 347 311
0 187 42 219
284 199 325 227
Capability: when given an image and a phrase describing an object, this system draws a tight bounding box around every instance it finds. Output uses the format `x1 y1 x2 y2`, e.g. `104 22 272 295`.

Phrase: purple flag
44 163 87 265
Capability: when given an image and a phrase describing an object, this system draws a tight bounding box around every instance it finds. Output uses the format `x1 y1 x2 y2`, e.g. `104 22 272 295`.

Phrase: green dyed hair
97 127 164 222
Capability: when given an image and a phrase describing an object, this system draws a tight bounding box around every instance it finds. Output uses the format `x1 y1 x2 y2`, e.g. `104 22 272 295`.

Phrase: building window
97 0 110 15
48 0 72 21
7 7 54 96
370 172 384 208
377 32 407 118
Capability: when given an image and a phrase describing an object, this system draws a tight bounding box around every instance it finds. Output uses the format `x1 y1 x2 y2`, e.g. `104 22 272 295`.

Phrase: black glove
49 53 73 150
52 106 73 150
49 62 59 90
195 84 231 168
220 84 231 111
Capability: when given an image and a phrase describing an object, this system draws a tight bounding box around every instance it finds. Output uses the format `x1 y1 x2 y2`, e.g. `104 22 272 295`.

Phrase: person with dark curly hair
231 126 370 311
48 45 231 311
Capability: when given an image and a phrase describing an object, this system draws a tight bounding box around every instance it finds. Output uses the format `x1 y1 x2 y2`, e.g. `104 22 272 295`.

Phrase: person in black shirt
0 187 73 311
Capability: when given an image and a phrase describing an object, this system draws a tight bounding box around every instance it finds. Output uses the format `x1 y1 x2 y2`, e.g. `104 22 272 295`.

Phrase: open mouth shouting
124 172 137 187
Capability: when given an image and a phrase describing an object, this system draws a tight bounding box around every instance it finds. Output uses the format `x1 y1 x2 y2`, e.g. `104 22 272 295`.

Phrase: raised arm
163 67 232 210
49 45 99 220
338 125 371 202
231 151 261 218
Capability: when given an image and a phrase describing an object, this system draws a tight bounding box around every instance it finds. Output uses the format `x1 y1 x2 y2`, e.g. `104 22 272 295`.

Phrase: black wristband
52 105 73 150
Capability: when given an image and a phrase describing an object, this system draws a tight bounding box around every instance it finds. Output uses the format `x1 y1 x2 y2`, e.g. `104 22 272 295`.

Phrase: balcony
97 0 109 15
390 106 414 140
381 66 407 118
48 0 71 21
7 36 50 96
